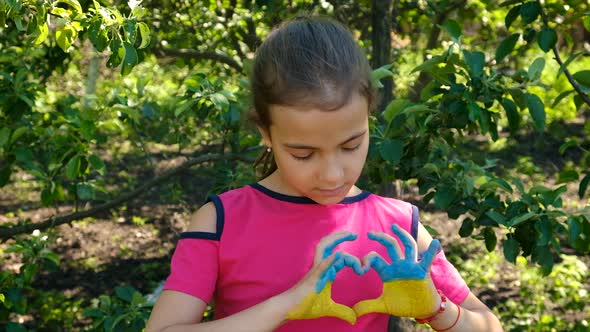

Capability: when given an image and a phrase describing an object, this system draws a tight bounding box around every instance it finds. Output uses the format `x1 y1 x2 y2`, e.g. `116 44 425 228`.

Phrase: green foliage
498 256 590 331
365 0 590 275
83 286 152 332
0 231 63 330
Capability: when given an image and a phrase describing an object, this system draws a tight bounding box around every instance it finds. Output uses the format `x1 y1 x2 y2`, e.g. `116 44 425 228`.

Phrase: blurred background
1 0 589 331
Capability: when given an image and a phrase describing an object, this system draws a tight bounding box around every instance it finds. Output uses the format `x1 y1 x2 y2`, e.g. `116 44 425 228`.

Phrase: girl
146 15 503 332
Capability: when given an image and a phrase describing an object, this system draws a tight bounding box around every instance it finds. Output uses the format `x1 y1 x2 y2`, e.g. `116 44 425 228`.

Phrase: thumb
352 298 388 317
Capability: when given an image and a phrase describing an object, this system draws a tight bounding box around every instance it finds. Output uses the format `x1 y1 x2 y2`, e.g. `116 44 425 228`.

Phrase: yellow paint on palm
353 279 438 318
287 282 357 324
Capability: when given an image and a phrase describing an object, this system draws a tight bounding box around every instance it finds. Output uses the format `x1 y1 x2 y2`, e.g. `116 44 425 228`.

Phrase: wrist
415 289 446 323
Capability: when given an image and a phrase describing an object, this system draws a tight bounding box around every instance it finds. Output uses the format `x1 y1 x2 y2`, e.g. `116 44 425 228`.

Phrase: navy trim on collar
249 183 371 204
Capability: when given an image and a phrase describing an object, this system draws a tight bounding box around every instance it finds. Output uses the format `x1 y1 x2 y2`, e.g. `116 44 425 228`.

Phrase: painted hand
287 231 367 325
352 224 442 318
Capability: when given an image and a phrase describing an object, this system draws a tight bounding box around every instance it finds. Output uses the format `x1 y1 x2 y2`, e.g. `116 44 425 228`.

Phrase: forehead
268 92 369 145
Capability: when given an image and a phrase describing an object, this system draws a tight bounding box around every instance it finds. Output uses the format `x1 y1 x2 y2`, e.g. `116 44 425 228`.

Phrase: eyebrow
284 130 367 150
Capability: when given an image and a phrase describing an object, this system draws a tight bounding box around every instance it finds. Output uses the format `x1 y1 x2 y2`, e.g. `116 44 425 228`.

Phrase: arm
146 203 346 332
416 223 503 332
146 287 304 332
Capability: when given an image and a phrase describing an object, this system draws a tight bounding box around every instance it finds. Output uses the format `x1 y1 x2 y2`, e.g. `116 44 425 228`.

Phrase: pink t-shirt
163 184 470 331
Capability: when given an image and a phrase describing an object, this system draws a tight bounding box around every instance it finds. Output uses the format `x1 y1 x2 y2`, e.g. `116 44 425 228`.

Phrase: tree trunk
371 0 393 113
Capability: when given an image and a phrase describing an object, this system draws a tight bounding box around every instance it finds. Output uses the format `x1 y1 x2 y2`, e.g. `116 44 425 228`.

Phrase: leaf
66 155 81 179
508 88 526 110
572 70 590 88
6 322 28 332
532 245 554 275
56 21 77 52
551 89 574 108
459 218 474 237
509 211 536 227
434 186 456 209
33 22 49 45
379 139 404 166
486 210 507 225
579 174 590 199
441 19 461 41
519 1 541 24
88 20 109 51
0 127 10 148
463 50 485 77
525 93 545 132
89 154 106 175
383 99 410 123
107 39 124 68
411 55 444 74
568 217 582 244
76 183 95 200
558 138 579 154
121 42 138 76
556 169 579 184
136 22 151 49
0 162 10 186
15 148 33 164
83 308 105 318
501 98 520 133
505 5 521 29
584 16 590 32
537 27 557 52
527 57 545 81
371 65 393 88
483 227 497 252
495 33 520 62
115 286 136 303
503 236 519 263
210 92 229 111
55 0 82 13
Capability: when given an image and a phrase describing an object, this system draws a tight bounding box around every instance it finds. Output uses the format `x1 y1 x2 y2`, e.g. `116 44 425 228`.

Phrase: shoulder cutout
186 202 217 233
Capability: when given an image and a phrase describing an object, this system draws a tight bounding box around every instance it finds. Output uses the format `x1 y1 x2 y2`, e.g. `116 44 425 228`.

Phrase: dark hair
250 15 376 178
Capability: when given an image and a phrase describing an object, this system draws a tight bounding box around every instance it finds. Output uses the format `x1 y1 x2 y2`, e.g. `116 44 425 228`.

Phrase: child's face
262 92 369 205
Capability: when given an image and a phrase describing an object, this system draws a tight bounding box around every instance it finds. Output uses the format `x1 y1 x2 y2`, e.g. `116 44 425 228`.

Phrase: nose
317 155 344 186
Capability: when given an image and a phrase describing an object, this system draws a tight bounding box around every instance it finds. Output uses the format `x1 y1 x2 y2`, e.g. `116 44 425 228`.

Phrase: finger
320 232 358 260
338 252 367 275
316 253 340 292
418 239 441 272
367 231 402 261
324 302 357 325
352 298 388 317
313 231 354 263
390 224 418 261
363 251 388 273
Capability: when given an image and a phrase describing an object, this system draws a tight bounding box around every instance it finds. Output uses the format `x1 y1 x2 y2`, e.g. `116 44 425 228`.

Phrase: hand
286 231 367 325
352 224 442 318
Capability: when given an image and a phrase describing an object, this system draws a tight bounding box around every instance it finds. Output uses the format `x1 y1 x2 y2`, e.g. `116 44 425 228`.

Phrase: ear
257 126 272 147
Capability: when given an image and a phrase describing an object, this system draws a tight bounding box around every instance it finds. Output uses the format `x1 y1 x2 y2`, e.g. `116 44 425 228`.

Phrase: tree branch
0 153 253 240
538 2 590 108
153 47 243 72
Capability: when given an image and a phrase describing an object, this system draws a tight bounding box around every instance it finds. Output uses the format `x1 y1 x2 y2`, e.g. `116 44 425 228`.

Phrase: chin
311 194 347 206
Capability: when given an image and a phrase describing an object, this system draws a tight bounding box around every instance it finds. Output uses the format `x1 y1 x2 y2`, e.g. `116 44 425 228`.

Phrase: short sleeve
410 205 470 304
429 250 470 304
162 237 219 303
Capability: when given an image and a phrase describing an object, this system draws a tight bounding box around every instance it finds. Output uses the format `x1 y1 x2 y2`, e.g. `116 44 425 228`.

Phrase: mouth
317 185 347 196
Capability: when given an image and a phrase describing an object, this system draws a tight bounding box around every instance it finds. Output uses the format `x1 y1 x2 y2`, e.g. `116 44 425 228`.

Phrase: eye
343 144 361 152
292 153 312 161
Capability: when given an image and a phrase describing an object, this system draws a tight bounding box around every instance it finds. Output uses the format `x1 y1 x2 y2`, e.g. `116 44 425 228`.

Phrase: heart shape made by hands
286 224 442 325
